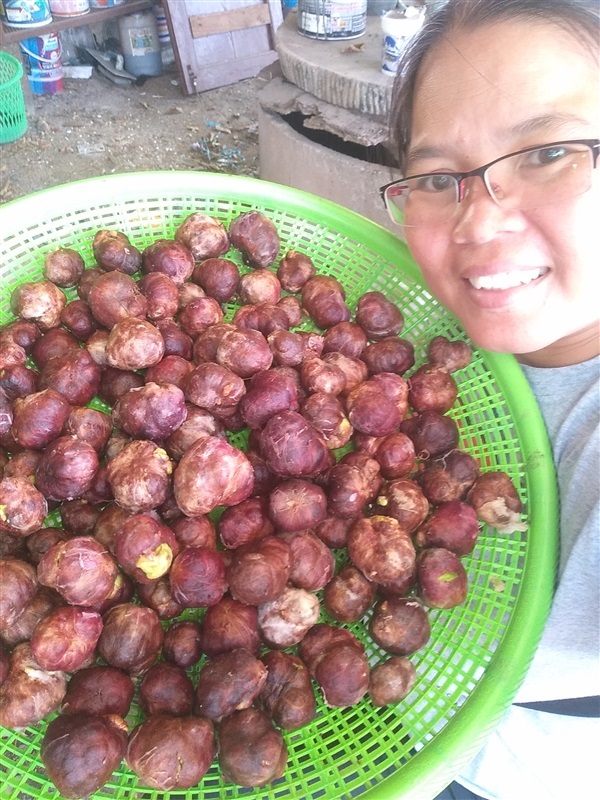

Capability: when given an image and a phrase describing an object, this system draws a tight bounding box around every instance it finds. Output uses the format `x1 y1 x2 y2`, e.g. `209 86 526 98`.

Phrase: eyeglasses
380 139 600 227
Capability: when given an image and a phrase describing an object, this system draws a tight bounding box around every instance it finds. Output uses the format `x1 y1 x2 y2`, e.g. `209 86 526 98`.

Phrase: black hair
389 0 600 172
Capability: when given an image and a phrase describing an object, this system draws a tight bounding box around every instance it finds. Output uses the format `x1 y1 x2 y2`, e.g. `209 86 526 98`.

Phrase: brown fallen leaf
341 43 365 54
165 106 183 115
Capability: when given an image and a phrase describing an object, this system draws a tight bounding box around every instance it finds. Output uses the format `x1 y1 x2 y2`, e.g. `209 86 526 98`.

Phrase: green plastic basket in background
0 173 558 800
0 51 27 145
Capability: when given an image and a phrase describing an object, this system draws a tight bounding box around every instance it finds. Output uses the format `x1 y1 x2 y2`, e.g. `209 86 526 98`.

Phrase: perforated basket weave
0 51 27 145
0 172 558 800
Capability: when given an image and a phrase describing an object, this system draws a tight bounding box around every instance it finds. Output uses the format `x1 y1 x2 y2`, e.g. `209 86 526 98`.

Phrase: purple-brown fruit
218 496 274 550
375 479 429 533
113 513 180 583
259 650 316 730
76 266 104 302
173 436 253 517
418 449 480 504
106 440 173 513
323 564 376 623
417 547 469 609
400 411 459 459
43 246 85 288
201 595 260 658
38 536 118 607
298 623 363 675
374 431 416 479
315 515 354 549
31 327 79 369
62 666 134 717
30 605 103 672
139 662 195 716
268 479 327 533
0 364 38 402
12 279 66 331
170 546 227 608
258 586 320 649
427 335 472 373
322 321 368 358
137 577 184 620
163 620 203 668
0 319 40 353
93 229 141 274
278 529 335 591
178 296 223 338
267 329 306 367
277 250 316 292
146 354 194 391
93 503 133 553
369 597 431 655
26 527 69 565
0 557 37 631
227 536 291 606
240 368 299 430
113 382 187 441
184 362 245 418
88 271 147 328
64 407 112 453
105 318 165 371
1 586 63 647
142 238 195 285
361 336 416 376
192 257 239 302
196 648 267 721
348 515 416 588
315 644 370 707
60 299 98 341
300 391 353 450
170 513 217 549
229 210 280 268
2 448 40 480
415 501 480 556
300 356 346 395
12 387 71 449
0 476 48 536
259 410 330 478
356 291 403 340
369 656 417 706
127 714 215 791
138 272 179 320
39 349 101 407
301 275 350 329
154 318 193 360
239 269 281 305
98 603 163 675
35 435 99 501
0 642 67 729
175 211 230 261
41 711 128 800
218 708 287 787
408 363 458 414
467 470 525 533
98 366 144 407
216 326 273 379
345 380 402 437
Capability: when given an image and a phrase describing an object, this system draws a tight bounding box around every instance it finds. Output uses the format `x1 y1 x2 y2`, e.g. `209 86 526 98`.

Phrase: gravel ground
0 62 263 205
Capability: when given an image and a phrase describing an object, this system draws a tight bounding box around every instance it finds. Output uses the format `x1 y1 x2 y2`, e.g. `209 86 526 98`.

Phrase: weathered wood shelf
0 0 153 47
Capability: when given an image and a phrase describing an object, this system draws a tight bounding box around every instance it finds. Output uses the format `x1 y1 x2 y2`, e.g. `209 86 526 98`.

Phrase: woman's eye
531 145 568 165
414 173 456 193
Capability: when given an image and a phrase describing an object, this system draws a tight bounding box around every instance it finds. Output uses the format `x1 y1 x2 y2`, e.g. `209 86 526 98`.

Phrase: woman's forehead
409 19 598 157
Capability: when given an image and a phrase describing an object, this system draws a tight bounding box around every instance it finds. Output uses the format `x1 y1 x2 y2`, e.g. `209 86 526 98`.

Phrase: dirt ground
0 61 263 205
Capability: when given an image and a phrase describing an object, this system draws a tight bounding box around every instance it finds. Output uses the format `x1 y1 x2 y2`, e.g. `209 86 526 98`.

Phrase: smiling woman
387 1 600 799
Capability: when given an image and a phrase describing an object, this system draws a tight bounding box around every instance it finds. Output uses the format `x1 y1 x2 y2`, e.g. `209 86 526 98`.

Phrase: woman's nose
451 177 524 244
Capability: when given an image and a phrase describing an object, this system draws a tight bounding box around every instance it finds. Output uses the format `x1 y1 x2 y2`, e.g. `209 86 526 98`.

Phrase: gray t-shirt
459 356 600 800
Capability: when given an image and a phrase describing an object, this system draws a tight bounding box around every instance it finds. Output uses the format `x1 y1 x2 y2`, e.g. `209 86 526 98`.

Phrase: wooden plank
190 4 271 39
164 0 283 96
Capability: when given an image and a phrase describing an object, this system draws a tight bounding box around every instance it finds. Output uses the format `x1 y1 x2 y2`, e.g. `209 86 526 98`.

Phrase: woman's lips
466 267 548 290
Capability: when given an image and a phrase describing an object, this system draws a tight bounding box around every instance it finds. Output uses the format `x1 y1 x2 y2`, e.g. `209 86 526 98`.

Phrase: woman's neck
517 323 600 368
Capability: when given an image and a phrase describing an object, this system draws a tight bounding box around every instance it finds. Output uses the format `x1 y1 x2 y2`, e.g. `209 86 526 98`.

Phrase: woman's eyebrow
507 112 593 137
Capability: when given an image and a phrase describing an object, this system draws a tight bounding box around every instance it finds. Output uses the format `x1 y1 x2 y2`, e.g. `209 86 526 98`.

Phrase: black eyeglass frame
379 138 600 212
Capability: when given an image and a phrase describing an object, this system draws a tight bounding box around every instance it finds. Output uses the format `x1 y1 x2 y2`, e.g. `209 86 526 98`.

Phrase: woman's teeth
468 268 545 290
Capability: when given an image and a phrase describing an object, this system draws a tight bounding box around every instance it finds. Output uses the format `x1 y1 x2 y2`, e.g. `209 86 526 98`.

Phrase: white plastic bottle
117 9 162 77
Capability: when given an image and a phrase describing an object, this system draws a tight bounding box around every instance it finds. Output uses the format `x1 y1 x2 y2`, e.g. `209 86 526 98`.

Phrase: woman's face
403 19 599 366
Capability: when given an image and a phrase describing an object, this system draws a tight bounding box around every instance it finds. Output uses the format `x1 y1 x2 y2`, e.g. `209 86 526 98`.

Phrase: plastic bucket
0 51 28 144
1 0 52 28
118 10 163 77
297 0 367 40
19 33 64 95
89 0 125 8
49 0 90 17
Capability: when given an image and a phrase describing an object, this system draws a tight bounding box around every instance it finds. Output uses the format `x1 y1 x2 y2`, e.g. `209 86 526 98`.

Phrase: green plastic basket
0 51 27 145
0 172 558 800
